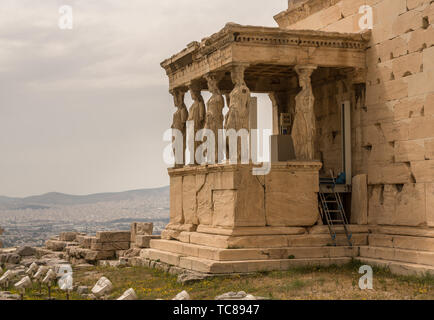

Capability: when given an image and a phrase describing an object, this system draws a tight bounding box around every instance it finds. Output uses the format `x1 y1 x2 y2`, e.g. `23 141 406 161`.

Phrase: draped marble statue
224 64 251 162
170 88 188 167
204 73 225 164
291 65 317 161
187 81 206 164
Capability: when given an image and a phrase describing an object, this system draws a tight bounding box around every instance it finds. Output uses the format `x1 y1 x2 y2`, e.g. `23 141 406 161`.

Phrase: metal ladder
319 171 353 247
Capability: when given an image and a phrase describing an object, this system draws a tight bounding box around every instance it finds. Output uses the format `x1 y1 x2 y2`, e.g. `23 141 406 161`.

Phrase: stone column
291 65 317 161
225 64 251 162
187 81 206 165
204 72 225 164
170 88 188 167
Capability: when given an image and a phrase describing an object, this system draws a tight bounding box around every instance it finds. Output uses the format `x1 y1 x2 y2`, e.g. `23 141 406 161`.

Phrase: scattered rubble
0 291 20 300
172 290 190 300
117 288 138 300
16 246 37 257
14 276 32 291
91 276 113 298
177 271 207 284
215 291 258 300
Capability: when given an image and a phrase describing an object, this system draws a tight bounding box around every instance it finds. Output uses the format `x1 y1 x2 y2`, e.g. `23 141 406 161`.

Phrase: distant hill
0 186 170 210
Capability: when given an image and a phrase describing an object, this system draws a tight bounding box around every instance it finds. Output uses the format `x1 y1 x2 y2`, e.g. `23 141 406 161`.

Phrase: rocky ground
1 246 433 300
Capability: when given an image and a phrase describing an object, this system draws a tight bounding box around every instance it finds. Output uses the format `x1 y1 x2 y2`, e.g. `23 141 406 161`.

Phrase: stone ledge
359 246 434 266
356 257 434 277
149 239 358 261
140 247 352 274
168 161 323 177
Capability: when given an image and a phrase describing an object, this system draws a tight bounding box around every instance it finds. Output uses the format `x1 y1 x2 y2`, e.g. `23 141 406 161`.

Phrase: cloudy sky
0 0 286 197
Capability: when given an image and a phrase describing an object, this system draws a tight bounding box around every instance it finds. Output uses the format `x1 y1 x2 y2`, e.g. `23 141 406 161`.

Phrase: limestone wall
167 163 321 230
276 0 434 227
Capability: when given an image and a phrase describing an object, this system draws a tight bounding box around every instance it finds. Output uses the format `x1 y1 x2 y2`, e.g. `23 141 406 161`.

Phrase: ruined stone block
59 232 80 242
45 240 67 252
90 240 130 251
96 231 131 243
135 235 160 248
130 222 153 243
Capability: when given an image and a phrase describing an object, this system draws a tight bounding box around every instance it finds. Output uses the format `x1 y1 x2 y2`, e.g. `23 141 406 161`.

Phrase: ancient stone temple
142 0 434 276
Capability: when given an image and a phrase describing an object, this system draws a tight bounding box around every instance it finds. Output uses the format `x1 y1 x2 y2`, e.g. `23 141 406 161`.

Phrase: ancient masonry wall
278 0 434 228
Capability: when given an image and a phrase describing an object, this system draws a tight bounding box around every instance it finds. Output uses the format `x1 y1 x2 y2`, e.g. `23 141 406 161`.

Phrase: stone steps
169 232 368 249
149 239 358 261
359 246 434 267
368 234 434 252
356 257 434 277
141 248 352 274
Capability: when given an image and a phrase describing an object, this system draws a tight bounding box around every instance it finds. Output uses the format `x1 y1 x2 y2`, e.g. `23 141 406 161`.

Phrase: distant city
0 187 170 248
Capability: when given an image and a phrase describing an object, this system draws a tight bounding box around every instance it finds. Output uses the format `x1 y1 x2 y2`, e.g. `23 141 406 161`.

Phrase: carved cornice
168 161 323 177
274 0 341 27
161 23 370 90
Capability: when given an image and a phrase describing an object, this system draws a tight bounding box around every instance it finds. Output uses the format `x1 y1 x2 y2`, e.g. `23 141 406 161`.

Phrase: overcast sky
0 0 286 197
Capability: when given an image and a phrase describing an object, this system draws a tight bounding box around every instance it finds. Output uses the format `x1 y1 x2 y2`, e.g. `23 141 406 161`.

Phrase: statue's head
231 65 246 86
189 82 202 102
171 89 185 108
205 73 222 94
298 76 308 89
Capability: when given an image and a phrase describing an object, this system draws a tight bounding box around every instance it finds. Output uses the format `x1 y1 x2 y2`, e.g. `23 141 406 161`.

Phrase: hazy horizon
0 0 283 197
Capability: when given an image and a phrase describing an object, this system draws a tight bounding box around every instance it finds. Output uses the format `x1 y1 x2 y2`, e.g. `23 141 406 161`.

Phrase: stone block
412 160 434 183
196 173 213 226
408 116 434 140
394 140 425 162
406 70 434 97
45 240 67 252
96 231 131 243
117 288 138 300
351 174 368 225
130 222 153 243
368 163 413 184
76 235 93 249
182 175 197 225
135 235 160 248
392 52 423 78
426 183 434 227
91 277 113 298
394 96 425 120
212 190 236 228
170 175 184 225
368 183 427 226
90 240 130 251
59 232 79 242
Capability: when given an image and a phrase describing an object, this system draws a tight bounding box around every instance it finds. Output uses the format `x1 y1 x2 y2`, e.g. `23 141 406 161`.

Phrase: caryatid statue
204 72 224 164
224 64 251 162
170 88 188 167
291 65 317 161
187 81 206 164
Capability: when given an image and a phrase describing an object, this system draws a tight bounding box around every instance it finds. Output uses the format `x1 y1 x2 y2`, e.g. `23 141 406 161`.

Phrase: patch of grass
5 261 433 300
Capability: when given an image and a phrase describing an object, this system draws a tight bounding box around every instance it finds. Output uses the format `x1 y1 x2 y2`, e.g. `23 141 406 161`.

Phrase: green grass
1 260 433 300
